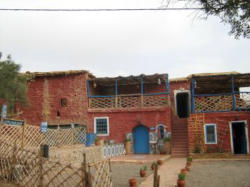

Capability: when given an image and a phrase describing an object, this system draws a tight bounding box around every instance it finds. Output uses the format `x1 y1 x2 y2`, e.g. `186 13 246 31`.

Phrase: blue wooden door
133 125 150 154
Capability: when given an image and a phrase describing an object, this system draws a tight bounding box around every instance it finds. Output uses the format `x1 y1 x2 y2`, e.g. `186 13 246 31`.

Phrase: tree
0 53 27 113
196 0 249 39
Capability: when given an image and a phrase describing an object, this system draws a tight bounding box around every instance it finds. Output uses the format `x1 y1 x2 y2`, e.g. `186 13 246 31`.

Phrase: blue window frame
94 117 109 136
204 124 217 144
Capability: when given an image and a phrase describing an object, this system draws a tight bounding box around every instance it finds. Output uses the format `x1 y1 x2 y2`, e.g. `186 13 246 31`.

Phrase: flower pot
140 170 146 177
186 165 190 171
186 161 191 167
151 163 157 170
157 160 163 166
125 141 131 154
181 168 187 175
95 139 103 146
165 142 171 154
129 178 137 187
177 179 185 187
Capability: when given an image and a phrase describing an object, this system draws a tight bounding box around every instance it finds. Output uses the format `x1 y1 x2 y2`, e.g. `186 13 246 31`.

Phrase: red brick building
4 70 250 156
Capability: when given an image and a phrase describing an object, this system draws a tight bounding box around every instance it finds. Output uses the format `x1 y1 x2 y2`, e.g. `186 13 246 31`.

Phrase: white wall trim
204 123 217 144
229 120 249 154
173 90 190 117
94 117 109 136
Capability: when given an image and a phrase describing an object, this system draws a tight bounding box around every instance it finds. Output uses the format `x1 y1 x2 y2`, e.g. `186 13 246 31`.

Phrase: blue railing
191 76 250 113
87 74 170 109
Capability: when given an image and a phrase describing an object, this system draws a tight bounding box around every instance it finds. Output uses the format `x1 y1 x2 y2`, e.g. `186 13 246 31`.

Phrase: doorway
230 121 248 154
175 92 189 118
133 125 150 154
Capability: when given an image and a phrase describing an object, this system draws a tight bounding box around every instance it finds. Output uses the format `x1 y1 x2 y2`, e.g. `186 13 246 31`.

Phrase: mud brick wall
88 107 172 143
20 73 89 126
187 112 250 153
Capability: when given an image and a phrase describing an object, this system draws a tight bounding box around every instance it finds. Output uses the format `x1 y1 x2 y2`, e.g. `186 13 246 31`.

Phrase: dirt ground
186 160 250 187
111 162 154 187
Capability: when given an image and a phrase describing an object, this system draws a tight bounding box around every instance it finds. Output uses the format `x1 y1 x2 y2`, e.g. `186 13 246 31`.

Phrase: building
6 70 250 157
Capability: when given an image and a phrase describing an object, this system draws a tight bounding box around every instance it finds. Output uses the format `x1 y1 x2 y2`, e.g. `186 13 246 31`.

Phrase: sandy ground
186 160 250 187
111 162 154 187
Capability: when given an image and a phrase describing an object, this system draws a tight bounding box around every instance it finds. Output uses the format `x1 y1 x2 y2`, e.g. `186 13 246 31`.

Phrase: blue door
133 125 150 154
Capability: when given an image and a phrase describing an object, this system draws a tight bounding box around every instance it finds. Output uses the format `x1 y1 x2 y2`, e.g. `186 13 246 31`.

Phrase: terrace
191 73 250 113
87 74 170 110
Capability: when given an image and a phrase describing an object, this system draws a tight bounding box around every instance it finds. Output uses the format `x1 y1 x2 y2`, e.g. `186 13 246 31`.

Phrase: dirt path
139 158 186 187
111 162 153 187
186 160 250 187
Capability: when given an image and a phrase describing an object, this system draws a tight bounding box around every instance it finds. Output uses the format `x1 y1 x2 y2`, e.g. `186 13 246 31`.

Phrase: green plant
193 145 202 153
186 157 192 162
164 136 171 142
178 173 186 181
125 137 131 142
141 165 147 171
95 136 100 142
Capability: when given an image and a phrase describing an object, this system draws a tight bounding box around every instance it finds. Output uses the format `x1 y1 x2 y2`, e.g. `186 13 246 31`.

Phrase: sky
0 0 249 79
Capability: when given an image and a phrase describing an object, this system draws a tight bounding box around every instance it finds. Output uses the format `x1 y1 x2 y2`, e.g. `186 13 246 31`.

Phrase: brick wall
187 112 250 153
88 107 172 143
20 73 89 126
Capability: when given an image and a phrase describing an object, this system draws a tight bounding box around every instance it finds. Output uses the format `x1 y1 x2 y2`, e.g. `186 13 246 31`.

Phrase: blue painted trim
141 78 144 95
89 95 115 98
237 91 250 94
194 93 232 97
143 92 169 96
87 80 90 97
194 110 231 113
232 75 236 111
115 80 118 95
191 78 195 113
165 74 169 93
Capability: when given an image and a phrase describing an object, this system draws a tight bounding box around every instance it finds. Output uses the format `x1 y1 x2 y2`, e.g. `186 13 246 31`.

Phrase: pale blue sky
0 0 249 78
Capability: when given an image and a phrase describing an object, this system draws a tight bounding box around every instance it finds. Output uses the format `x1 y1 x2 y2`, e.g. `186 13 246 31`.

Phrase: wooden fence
0 140 112 187
0 124 86 150
89 94 169 109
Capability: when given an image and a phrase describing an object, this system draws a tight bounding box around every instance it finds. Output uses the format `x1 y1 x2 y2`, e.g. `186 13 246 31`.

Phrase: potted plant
186 157 192 167
95 136 102 146
151 162 158 170
164 136 171 154
157 159 163 166
125 137 131 154
177 173 186 187
129 178 137 187
180 168 187 175
139 165 147 177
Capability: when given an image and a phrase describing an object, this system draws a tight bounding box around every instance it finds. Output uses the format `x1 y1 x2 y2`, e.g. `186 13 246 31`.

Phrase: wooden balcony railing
193 92 250 113
88 94 169 109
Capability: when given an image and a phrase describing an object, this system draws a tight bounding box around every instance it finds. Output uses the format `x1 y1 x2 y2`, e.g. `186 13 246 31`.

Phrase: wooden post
153 164 160 187
82 153 87 187
21 122 25 149
39 145 44 187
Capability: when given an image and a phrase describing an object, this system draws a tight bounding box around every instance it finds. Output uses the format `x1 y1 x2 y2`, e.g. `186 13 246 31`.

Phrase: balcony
87 74 169 110
191 73 250 113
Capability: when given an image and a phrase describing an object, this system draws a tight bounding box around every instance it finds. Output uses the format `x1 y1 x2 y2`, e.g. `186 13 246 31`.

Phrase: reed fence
0 140 112 187
0 124 86 151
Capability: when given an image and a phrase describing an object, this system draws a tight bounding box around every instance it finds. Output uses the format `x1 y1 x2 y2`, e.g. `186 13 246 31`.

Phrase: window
61 98 67 107
94 117 109 136
204 124 217 144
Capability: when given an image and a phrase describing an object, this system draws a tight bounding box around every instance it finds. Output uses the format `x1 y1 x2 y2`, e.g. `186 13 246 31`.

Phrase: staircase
171 119 188 157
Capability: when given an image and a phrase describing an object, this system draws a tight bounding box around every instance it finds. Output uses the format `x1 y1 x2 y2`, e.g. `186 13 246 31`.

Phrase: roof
188 71 240 79
91 73 168 86
25 70 95 79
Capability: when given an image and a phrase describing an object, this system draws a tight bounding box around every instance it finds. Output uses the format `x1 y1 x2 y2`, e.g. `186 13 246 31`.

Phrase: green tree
198 0 249 39
0 53 27 113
